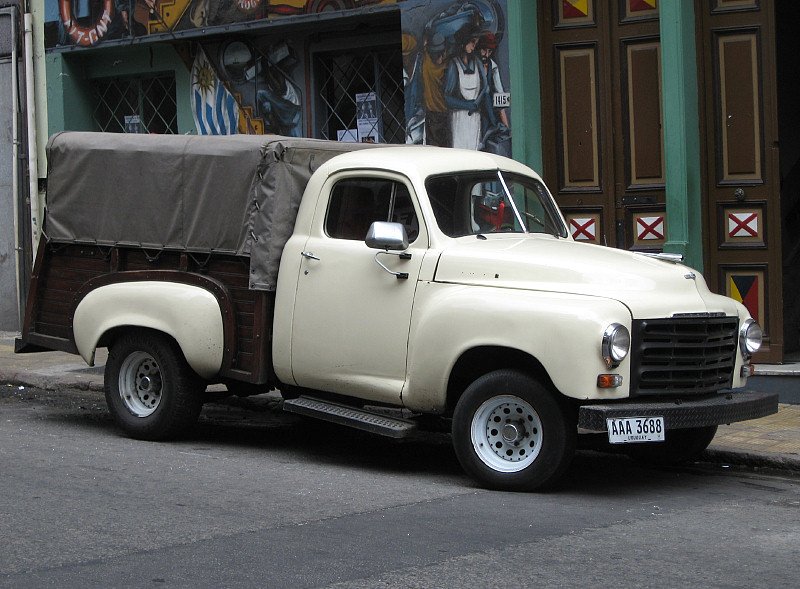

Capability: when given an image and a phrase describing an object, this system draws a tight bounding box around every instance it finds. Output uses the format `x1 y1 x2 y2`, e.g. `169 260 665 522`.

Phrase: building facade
526 0 799 364
6 0 798 363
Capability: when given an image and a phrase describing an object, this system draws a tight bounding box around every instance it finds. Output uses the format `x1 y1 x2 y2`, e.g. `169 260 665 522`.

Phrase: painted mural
45 0 510 153
196 36 304 136
45 0 400 47
400 0 509 154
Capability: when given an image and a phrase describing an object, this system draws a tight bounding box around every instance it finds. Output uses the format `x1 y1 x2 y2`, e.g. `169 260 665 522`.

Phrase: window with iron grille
314 46 405 144
91 74 178 134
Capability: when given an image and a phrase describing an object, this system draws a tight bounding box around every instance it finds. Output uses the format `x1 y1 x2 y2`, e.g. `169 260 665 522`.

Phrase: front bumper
577 391 778 433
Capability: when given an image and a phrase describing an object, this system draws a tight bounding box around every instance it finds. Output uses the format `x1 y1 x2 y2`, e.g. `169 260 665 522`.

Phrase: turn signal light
741 364 755 378
597 374 623 388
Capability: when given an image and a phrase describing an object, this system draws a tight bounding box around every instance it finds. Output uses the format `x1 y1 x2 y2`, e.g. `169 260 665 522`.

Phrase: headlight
602 323 630 368
739 318 763 357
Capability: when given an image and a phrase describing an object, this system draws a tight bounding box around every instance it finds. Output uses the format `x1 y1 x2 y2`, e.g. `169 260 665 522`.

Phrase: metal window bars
315 46 405 144
91 74 178 134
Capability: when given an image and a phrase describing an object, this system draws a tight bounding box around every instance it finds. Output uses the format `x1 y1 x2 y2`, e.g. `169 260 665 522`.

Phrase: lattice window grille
91 74 178 134
315 46 405 144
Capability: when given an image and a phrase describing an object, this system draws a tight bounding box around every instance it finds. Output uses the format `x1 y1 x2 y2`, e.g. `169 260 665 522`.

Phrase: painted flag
562 0 589 19
636 215 665 240
570 217 597 241
191 47 239 135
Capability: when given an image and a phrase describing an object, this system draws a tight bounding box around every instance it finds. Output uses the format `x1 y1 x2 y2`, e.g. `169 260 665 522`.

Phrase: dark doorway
776 2 800 356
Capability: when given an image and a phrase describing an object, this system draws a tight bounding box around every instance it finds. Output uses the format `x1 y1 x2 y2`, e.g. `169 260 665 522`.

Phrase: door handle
301 251 320 261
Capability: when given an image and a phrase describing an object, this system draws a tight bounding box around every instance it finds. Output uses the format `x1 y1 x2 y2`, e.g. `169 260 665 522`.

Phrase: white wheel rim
470 395 543 473
118 351 163 418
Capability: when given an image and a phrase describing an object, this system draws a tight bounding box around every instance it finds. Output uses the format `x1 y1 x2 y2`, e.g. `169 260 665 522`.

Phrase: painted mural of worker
477 30 511 156
402 33 425 144
444 27 489 150
421 32 451 147
478 32 508 129
256 64 302 137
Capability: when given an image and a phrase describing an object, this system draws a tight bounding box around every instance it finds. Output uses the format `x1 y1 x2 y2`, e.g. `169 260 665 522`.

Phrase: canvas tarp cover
44 132 376 291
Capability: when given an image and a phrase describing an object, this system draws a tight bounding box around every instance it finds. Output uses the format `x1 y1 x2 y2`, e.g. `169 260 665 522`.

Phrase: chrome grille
629 317 739 395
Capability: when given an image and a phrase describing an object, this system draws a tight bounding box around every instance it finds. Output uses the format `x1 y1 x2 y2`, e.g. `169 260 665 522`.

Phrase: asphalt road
1 384 798 588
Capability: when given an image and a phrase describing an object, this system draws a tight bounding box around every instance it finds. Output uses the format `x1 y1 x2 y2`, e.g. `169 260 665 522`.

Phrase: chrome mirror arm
374 250 411 280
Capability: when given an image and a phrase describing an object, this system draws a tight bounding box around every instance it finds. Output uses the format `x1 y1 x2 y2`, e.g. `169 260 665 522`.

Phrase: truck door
290 174 427 404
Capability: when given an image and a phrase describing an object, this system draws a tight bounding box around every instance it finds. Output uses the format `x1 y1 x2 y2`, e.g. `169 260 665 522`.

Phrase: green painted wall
45 44 195 136
508 0 543 174
45 54 93 135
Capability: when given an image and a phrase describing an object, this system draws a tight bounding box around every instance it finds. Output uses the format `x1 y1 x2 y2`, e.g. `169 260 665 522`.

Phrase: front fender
404 282 633 411
73 281 224 379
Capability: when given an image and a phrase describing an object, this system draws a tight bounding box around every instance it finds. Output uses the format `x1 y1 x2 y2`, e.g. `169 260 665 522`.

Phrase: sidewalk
1 331 799 472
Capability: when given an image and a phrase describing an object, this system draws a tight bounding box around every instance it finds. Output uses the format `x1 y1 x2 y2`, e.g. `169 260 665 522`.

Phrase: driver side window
325 178 419 242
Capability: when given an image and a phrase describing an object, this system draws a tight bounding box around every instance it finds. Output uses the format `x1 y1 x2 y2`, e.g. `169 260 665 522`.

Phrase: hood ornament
685 272 696 280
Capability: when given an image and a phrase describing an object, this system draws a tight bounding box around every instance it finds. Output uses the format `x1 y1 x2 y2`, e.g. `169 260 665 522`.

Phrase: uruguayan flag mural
191 47 240 135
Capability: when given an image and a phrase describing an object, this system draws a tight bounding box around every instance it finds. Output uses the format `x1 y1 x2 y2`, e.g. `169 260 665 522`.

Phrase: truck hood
433 235 740 318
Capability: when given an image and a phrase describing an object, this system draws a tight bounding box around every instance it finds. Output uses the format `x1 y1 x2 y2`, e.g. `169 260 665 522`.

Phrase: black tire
452 369 576 491
104 329 204 441
624 425 718 465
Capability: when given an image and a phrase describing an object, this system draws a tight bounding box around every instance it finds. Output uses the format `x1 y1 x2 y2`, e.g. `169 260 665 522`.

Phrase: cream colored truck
16 132 777 490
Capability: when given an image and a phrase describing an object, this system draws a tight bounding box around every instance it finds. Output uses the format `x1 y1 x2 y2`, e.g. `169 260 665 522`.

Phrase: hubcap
470 395 543 473
118 351 163 417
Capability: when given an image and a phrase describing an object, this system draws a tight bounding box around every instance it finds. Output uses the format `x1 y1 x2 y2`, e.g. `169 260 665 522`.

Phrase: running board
283 396 417 438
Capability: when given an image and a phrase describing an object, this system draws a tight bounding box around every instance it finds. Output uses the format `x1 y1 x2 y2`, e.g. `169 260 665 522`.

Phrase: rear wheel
624 425 718 465
452 369 576 491
105 330 204 440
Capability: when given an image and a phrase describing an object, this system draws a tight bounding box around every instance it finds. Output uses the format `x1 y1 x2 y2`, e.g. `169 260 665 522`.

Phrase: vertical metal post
660 0 704 272
8 5 23 329
23 12 39 252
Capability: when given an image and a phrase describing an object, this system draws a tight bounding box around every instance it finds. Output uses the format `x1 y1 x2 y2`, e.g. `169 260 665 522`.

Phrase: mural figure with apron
445 28 488 150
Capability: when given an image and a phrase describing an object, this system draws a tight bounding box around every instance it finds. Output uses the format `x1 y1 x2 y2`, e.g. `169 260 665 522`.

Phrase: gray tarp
44 132 377 291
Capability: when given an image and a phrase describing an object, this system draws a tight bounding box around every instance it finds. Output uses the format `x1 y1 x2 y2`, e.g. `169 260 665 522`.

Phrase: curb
0 366 105 393
702 447 800 473
1 371 105 393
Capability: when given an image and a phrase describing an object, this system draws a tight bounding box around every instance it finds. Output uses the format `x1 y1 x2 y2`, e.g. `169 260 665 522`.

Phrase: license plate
606 416 665 444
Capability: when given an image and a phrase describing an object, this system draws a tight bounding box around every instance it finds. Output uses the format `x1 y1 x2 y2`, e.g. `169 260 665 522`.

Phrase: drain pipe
10 7 22 329
23 12 39 251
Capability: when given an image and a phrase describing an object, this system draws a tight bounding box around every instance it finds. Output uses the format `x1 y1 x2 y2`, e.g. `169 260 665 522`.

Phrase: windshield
426 171 567 238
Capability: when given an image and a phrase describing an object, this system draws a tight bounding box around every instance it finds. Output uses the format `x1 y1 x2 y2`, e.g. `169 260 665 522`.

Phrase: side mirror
365 221 409 251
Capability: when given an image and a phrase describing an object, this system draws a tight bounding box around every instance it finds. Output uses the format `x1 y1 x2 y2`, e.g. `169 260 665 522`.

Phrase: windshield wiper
521 210 546 230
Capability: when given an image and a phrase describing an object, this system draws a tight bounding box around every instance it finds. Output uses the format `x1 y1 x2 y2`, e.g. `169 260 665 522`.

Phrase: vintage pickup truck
16 132 778 490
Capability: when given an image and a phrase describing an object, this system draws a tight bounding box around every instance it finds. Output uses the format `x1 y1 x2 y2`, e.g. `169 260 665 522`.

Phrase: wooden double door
538 0 783 362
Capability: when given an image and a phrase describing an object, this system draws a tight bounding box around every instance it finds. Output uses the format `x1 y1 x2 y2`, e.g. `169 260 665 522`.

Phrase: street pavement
1 331 799 472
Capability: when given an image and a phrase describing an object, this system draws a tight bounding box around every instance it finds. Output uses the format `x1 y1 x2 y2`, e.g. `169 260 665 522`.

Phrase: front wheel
105 330 204 440
452 370 576 491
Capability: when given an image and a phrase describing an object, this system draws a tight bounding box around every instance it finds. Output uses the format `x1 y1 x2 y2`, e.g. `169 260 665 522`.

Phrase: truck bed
18 242 274 385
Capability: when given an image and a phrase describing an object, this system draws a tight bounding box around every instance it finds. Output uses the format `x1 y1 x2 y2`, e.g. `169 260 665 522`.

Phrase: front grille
629 317 739 396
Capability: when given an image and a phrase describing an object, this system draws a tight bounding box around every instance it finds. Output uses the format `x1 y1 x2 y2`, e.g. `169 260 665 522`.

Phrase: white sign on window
356 92 380 143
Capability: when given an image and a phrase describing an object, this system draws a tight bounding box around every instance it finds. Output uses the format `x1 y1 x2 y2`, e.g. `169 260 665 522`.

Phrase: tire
104 329 204 441
452 369 576 491
624 425 718 465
